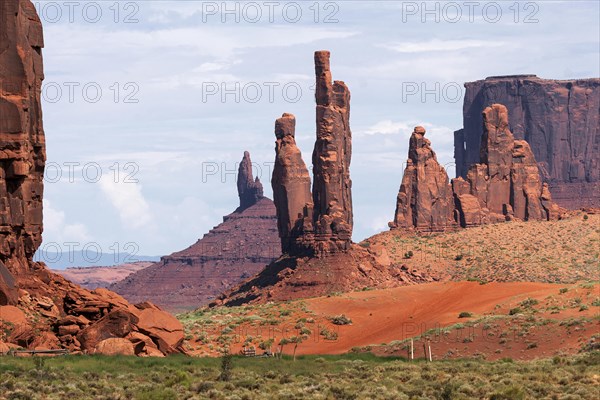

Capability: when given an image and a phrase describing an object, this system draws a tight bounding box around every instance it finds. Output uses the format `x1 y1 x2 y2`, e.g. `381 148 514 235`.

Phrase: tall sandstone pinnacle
454 75 600 209
271 113 313 254
271 51 353 257
312 50 353 253
390 127 455 231
0 1 184 356
394 104 560 232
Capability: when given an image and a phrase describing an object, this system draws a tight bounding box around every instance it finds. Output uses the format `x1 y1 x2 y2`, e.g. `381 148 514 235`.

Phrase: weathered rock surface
111 152 279 312
312 50 353 254
0 1 183 356
0 0 45 279
394 105 561 231
390 126 455 231
272 113 313 255
270 51 353 257
454 104 560 226
454 75 600 209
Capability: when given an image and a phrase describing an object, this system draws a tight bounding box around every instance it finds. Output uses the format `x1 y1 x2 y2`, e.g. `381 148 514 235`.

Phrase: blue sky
34 0 600 260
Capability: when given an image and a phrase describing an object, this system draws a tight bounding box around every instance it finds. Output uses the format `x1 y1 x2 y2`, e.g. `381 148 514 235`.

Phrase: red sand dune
292 281 597 357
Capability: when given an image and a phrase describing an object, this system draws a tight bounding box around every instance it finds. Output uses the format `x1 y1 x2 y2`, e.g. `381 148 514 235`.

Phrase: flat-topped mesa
272 113 314 255
453 103 561 226
391 126 455 231
237 151 264 211
311 50 353 253
0 0 45 300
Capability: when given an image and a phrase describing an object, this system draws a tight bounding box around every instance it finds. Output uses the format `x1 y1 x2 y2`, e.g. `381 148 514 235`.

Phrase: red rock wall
0 0 45 278
455 75 600 209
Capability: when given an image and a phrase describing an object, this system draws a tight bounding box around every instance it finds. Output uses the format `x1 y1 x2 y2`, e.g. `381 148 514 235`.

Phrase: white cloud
99 177 153 230
380 39 506 53
43 199 92 243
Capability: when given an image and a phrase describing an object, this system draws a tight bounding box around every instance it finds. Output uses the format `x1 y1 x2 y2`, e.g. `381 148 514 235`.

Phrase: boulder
94 338 135 356
136 308 184 353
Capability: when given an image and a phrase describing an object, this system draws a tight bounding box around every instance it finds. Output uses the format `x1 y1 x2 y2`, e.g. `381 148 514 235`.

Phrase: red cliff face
390 127 455 231
393 105 561 231
0 1 183 356
0 0 45 283
111 152 279 312
455 75 600 209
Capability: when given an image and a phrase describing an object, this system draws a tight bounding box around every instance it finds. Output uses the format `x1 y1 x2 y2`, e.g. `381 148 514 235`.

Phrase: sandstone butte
454 75 600 209
212 51 439 307
110 151 280 312
391 104 562 232
0 0 184 357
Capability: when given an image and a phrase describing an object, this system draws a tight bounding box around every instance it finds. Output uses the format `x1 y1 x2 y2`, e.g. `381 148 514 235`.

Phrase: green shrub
458 312 473 318
329 315 352 325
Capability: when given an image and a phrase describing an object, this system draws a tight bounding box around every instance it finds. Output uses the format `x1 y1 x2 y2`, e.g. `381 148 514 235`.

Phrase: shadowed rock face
0 1 184 356
454 76 600 209
237 151 264 211
391 127 455 231
312 50 353 253
393 105 560 231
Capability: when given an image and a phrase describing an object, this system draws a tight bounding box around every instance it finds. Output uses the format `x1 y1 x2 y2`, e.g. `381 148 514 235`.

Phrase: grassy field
0 352 599 399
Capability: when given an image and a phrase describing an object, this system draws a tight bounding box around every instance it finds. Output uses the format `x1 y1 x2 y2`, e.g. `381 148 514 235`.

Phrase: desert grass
0 352 598 399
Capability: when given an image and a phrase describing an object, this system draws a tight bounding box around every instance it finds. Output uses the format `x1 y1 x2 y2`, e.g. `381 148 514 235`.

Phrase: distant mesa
454 75 600 209
110 151 279 312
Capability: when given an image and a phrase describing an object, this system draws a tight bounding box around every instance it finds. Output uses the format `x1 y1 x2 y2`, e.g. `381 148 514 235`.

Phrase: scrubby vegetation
0 352 598 399
371 213 600 284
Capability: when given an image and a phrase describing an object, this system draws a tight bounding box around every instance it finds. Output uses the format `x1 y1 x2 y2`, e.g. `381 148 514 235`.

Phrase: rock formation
271 113 313 255
454 75 600 209
237 151 264 211
393 105 561 231
270 51 353 257
454 104 560 226
212 51 440 307
0 0 45 280
112 152 279 312
390 126 455 231
0 0 183 356
311 50 353 253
